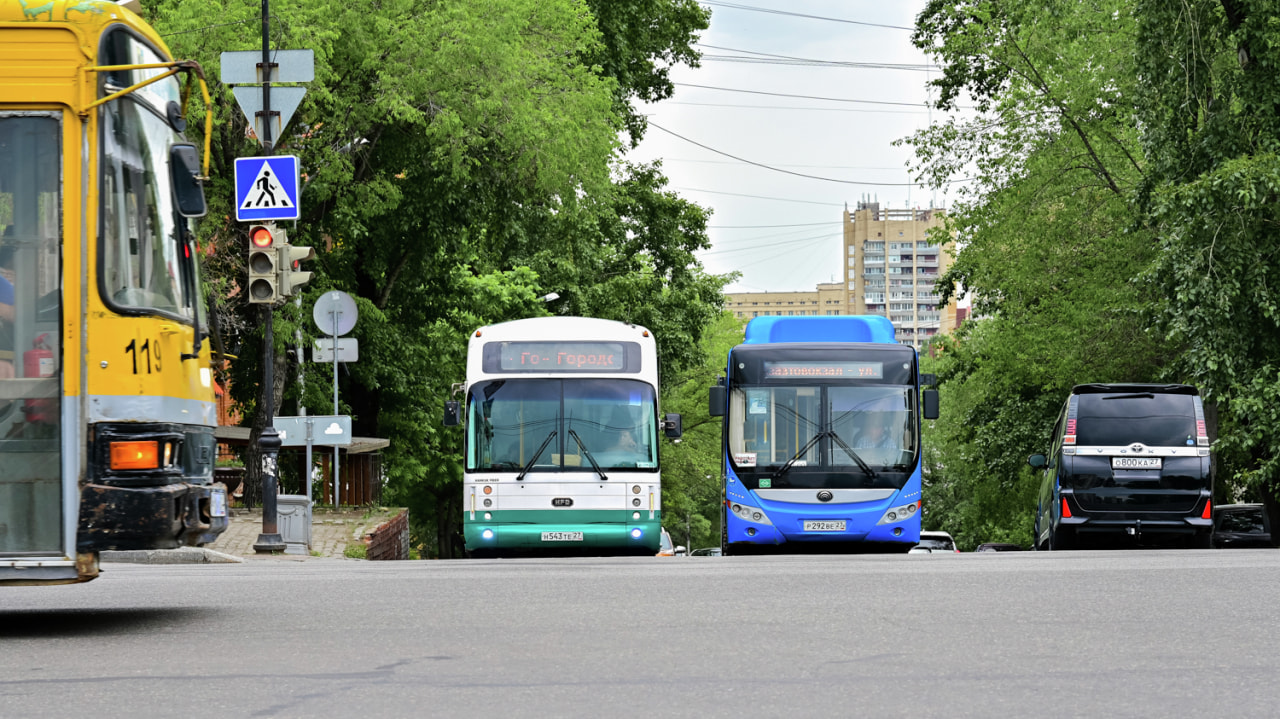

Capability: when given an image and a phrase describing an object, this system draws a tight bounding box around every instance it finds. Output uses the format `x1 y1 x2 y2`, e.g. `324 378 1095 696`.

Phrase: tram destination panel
483 341 642 373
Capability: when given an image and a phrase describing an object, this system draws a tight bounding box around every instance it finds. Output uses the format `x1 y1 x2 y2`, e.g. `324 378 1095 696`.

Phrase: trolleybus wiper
772 432 825 482
516 430 557 482
567 429 608 481
827 431 878 478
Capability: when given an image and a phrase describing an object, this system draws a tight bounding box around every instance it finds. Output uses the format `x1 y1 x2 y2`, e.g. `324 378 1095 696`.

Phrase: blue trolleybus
709 316 938 554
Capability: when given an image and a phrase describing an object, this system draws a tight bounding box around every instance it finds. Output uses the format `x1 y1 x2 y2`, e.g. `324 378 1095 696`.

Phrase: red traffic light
250 226 273 248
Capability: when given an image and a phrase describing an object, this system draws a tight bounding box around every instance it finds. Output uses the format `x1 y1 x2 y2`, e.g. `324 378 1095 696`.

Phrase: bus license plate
1112 457 1162 469
803 520 846 532
541 531 584 542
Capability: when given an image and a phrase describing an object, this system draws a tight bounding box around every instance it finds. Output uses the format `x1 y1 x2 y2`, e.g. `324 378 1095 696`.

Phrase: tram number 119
124 338 161 375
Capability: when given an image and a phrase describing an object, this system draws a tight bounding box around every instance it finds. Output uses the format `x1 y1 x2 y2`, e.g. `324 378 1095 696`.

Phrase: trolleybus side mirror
1027 454 1047 468
169 143 207 218
663 413 683 439
922 388 939 420
708 385 726 417
443 400 461 427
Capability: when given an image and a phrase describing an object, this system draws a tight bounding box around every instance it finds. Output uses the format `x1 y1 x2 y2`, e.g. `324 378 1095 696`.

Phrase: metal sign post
313 291 358 508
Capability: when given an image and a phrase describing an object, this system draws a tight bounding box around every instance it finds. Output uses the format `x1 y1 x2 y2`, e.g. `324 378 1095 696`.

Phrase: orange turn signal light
110 441 160 470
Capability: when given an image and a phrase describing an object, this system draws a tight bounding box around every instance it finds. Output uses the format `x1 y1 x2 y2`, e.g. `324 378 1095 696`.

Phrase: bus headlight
729 502 773 526
877 501 920 525
481 529 495 540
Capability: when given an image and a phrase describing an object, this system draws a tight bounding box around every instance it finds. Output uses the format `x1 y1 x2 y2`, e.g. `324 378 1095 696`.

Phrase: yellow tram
0 0 227 584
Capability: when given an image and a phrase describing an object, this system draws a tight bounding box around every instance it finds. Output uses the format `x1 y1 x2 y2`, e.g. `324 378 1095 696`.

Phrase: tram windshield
98 30 198 320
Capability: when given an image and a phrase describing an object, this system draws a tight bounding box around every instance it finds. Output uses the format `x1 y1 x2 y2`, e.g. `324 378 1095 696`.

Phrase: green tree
906 0 1167 548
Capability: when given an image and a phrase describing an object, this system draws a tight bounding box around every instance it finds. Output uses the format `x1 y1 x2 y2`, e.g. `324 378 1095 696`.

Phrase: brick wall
366 510 410 561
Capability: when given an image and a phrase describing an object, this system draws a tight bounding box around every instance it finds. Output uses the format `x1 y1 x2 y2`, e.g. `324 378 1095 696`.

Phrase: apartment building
724 202 958 349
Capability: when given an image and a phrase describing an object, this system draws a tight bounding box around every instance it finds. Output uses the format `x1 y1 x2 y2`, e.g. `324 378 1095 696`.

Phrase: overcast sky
629 0 963 294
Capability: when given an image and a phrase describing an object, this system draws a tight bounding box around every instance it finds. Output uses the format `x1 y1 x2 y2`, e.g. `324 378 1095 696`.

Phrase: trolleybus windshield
467 379 658 472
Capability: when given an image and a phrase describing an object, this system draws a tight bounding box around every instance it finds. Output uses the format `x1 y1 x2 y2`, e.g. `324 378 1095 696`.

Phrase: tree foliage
149 0 726 555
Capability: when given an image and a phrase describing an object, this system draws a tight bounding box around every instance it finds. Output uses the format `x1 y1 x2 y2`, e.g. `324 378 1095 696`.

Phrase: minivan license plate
1112 457 1162 469
803 520 846 532
541 531 584 541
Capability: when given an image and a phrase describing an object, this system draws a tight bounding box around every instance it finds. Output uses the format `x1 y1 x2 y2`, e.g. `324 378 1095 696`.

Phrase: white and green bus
445 317 681 557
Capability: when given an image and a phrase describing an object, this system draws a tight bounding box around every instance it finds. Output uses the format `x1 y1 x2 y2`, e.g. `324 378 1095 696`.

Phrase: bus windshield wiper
772 432 825 482
515 430 557 481
827 431 877 478
568 429 608 481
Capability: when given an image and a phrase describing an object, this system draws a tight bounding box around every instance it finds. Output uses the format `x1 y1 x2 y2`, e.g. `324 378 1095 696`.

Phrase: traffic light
247 223 280 304
278 243 315 298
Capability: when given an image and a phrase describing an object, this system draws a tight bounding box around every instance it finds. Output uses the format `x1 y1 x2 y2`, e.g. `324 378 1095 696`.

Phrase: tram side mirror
708 385 726 417
1028 454 1047 468
922 389 939 420
443 400 461 427
663 413 683 439
170 143 207 218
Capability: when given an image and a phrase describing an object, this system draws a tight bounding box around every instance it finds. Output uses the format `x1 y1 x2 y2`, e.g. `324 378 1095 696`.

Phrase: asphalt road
3 549 1280 718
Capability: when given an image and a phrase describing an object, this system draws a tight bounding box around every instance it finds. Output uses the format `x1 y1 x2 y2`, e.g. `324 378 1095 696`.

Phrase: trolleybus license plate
1112 457 1162 469
541 531 584 541
803 520 846 532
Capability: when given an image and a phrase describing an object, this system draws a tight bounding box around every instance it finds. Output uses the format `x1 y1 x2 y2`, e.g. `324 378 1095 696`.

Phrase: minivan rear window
1076 393 1197 447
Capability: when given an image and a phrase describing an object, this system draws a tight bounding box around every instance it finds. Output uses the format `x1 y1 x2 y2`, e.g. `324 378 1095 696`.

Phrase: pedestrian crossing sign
234 155 300 221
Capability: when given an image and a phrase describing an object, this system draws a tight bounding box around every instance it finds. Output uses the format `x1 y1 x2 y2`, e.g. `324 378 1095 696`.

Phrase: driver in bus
856 415 900 450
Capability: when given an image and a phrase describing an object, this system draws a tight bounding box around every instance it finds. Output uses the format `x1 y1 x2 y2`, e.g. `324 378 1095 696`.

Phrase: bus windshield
467 378 658 472
728 384 916 471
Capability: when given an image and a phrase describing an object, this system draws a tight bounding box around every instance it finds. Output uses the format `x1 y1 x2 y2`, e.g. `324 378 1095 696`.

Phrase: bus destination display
763 361 883 379
498 342 628 371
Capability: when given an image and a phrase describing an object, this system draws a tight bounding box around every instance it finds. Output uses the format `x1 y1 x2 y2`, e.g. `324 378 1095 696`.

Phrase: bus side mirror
443 400 461 427
170 143 207 218
1028 454 1047 468
922 389 939 420
708 385 726 417
663 413 683 439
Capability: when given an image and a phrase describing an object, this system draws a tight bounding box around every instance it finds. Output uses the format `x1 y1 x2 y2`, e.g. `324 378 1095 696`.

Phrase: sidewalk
102 506 401 564
207 506 394 559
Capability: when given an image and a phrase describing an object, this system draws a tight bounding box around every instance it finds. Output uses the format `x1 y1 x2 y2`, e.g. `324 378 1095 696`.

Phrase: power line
673 82 937 108
700 230 842 256
648 122 928 186
673 187 845 207
665 157 908 171
663 100 928 115
708 221 841 229
699 1 915 31
698 44 939 71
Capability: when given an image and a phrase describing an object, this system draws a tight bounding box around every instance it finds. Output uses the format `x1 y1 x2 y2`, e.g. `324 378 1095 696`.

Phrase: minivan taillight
1201 500 1212 520
1062 497 1072 518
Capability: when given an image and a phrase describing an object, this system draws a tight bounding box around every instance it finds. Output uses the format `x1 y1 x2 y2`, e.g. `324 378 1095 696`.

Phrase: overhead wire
698 1 915 31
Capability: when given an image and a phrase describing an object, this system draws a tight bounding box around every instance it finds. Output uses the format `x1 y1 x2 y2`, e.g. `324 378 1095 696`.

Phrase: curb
100 547 245 565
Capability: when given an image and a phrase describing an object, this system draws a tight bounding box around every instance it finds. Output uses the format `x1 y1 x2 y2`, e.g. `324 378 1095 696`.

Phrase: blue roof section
743 315 897 345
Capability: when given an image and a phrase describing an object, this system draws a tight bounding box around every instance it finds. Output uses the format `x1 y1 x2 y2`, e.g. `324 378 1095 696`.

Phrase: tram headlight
728 502 773 526
109 440 160 471
877 501 921 525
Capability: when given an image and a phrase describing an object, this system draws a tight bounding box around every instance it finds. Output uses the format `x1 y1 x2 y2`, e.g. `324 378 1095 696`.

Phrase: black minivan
1029 384 1213 549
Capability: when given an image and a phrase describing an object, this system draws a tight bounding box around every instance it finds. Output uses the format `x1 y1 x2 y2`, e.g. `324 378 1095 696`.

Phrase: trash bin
277 494 311 555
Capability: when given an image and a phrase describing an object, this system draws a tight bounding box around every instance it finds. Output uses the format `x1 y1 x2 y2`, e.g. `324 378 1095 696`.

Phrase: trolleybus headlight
877 501 921 525
630 528 643 539
729 502 773 525
633 512 641 520
481 529 494 540
484 512 492 520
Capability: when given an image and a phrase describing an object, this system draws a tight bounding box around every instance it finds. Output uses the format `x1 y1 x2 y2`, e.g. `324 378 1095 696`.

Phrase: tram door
0 114 66 558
